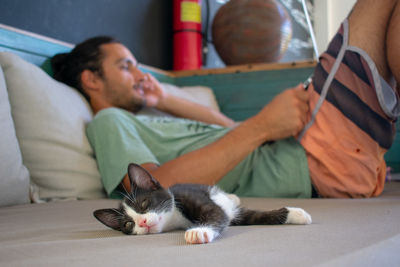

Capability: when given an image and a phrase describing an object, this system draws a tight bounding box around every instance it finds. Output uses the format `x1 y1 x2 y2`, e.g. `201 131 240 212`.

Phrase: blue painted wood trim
0 27 72 61
0 25 171 81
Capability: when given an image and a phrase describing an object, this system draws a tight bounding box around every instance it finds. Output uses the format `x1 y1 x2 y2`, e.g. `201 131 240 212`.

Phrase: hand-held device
303 76 312 90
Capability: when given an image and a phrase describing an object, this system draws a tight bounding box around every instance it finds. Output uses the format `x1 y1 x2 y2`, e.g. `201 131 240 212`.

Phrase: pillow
0 52 105 201
161 83 220 111
137 82 220 116
0 65 30 206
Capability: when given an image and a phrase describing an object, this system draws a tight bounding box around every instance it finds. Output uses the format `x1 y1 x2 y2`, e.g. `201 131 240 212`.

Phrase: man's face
98 43 146 112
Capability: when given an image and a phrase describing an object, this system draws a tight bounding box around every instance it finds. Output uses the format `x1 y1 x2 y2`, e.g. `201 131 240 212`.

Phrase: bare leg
348 0 399 88
387 1 400 93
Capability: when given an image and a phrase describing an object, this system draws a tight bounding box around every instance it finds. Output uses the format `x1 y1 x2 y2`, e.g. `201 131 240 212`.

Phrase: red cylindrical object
173 0 202 70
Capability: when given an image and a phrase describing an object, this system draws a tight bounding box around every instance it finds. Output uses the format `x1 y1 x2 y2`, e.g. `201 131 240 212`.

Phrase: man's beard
104 87 145 113
129 100 145 113
130 83 146 113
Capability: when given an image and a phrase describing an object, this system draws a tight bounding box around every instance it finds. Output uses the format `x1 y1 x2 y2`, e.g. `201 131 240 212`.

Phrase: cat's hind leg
185 227 219 244
231 207 312 225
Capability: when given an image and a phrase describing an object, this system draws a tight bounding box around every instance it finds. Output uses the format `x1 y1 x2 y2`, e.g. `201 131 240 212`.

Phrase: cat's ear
127 163 162 191
93 209 122 231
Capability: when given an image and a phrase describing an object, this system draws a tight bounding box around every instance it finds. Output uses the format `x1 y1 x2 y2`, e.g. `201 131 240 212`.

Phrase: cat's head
93 163 174 235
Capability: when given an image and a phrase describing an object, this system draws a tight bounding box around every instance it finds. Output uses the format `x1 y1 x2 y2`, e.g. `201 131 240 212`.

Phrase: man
52 0 399 198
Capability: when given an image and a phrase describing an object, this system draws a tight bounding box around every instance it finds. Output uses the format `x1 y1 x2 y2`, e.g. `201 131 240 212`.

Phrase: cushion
161 83 220 111
0 52 105 201
0 65 30 206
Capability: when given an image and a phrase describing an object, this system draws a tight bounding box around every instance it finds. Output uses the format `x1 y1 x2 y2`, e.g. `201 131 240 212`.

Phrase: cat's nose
138 218 148 228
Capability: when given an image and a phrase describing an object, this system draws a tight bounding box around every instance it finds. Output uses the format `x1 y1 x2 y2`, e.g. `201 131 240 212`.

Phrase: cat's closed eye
141 199 150 210
121 221 134 234
125 221 133 229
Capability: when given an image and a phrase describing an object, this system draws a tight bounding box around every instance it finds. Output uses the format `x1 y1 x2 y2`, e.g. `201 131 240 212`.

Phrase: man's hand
254 84 310 141
141 73 167 107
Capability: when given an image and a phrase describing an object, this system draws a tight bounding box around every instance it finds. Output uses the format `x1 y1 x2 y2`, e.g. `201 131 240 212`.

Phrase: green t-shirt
86 108 311 198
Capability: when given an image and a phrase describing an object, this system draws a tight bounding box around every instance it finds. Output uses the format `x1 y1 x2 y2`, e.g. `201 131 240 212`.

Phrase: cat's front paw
185 227 217 244
285 207 312 225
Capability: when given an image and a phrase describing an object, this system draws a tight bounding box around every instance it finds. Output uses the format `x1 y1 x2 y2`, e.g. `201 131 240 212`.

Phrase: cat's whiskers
111 208 124 216
120 182 129 195
132 185 139 201
121 183 136 203
130 180 138 200
118 191 135 205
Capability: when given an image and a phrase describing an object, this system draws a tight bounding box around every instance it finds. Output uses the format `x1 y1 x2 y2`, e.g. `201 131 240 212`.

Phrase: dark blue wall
0 0 313 70
0 0 173 69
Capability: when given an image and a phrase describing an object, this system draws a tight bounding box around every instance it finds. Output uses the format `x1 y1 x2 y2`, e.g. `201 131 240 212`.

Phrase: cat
94 163 312 244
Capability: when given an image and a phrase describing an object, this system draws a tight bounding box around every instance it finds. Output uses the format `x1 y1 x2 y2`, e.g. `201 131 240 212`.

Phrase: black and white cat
94 163 312 244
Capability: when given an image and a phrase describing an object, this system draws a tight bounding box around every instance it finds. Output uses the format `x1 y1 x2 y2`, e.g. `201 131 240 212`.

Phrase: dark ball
212 0 292 65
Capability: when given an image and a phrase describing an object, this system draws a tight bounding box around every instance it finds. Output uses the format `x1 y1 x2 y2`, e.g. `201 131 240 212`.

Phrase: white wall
314 0 356 55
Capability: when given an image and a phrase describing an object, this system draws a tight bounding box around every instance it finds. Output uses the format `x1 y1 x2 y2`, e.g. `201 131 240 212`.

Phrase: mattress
1 181 399 267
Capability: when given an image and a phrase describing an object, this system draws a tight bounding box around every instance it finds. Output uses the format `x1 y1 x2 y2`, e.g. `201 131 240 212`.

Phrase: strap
298 20 349 141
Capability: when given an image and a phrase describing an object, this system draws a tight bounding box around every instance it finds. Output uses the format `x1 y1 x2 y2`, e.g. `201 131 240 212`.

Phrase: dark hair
51 36 118 101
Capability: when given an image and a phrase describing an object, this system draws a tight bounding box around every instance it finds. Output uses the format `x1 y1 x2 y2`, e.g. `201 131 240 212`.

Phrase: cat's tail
231 207 312 226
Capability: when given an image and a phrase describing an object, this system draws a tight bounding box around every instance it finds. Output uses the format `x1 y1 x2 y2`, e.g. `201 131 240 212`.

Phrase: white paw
285 207 312 225
185 227 217 244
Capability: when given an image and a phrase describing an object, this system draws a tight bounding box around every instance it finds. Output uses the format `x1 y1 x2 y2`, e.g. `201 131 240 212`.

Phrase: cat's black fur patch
171 184 230 233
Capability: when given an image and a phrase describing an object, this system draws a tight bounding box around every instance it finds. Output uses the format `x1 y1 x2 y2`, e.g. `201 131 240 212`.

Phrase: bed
1 23 399 266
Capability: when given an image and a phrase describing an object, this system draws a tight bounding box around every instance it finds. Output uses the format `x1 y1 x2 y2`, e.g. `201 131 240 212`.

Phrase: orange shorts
300 20 399 198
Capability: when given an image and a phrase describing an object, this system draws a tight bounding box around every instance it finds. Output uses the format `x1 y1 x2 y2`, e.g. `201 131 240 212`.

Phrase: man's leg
386 0 400 92
348 0 399 87
301 0 400 198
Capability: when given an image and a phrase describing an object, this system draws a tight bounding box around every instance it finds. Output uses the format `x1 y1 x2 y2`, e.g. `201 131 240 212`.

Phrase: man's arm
156 93 236 127
122 84 309 191
141 73 235 127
